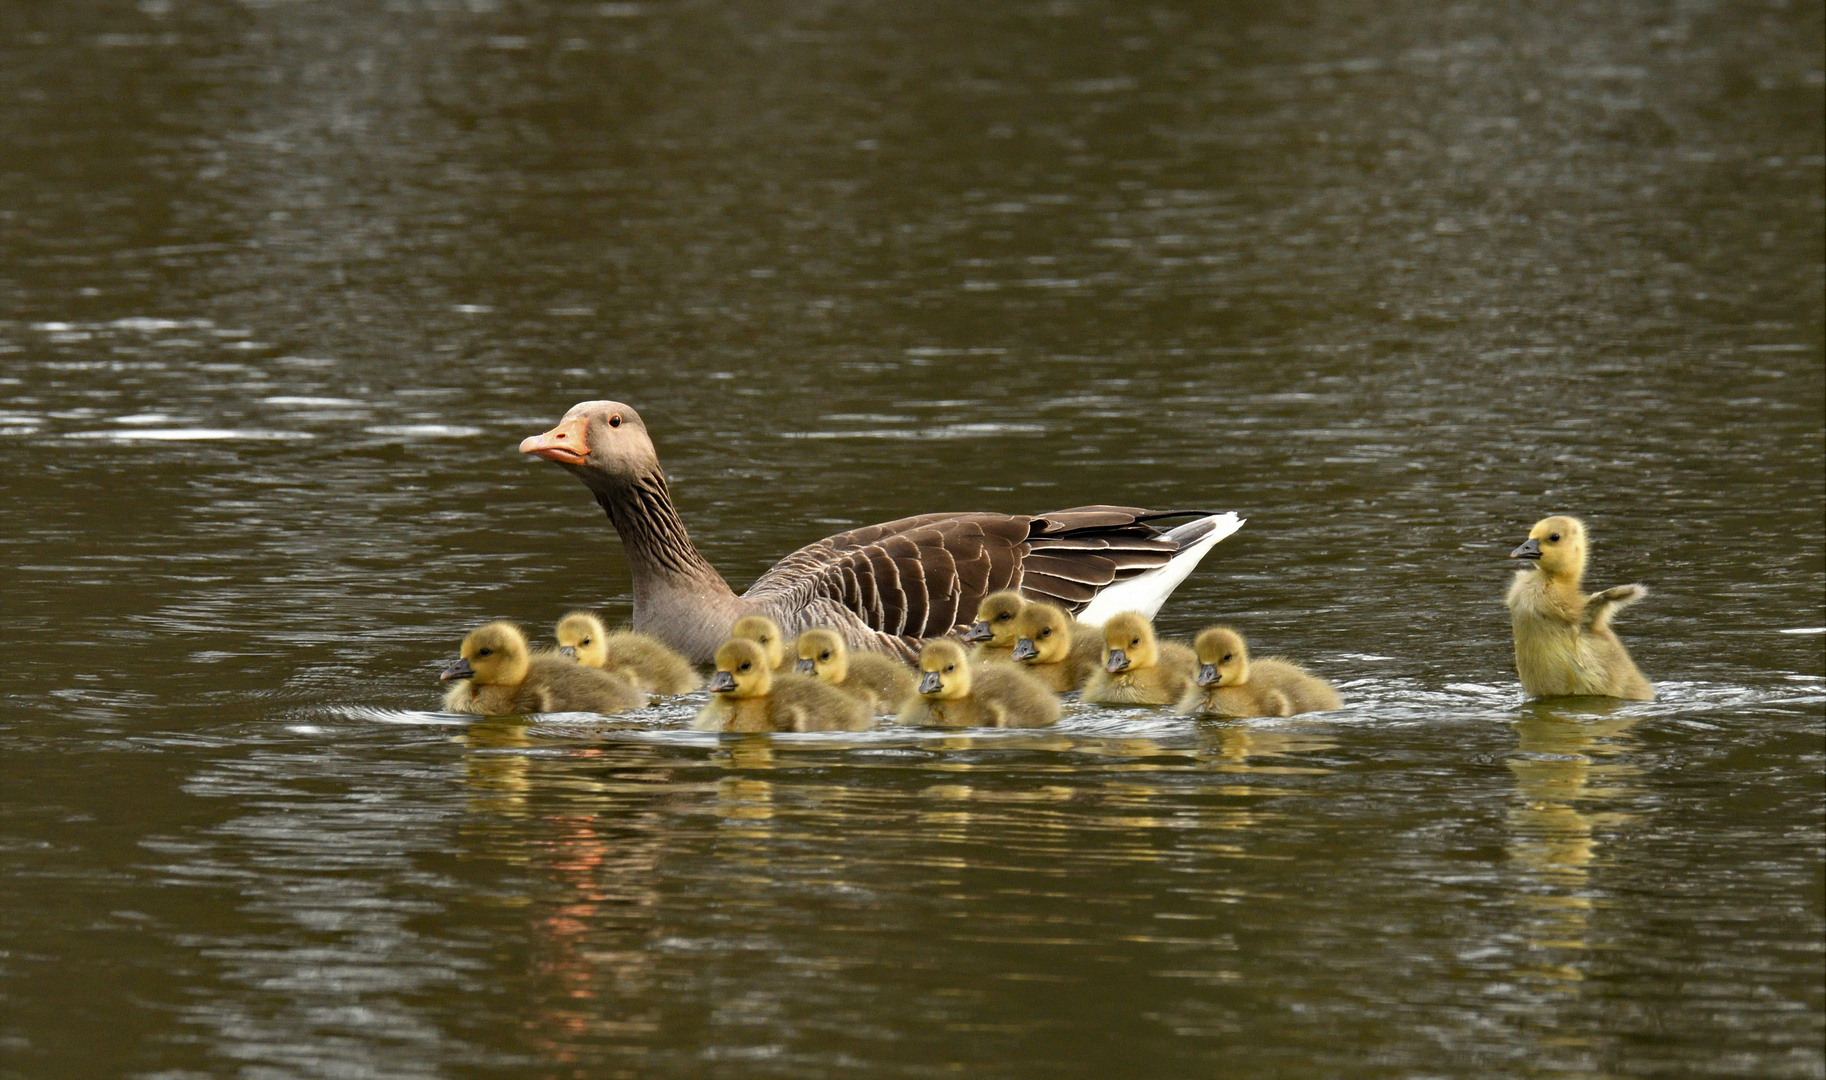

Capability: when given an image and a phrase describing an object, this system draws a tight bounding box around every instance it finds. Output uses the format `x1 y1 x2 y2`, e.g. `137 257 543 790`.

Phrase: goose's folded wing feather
743 506 1187 639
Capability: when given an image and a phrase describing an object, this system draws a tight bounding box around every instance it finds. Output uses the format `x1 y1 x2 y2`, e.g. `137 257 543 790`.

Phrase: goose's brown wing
742 505 1184 641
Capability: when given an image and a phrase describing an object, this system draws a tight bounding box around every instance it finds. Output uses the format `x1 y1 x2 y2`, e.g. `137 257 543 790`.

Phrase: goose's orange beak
520 415 589 465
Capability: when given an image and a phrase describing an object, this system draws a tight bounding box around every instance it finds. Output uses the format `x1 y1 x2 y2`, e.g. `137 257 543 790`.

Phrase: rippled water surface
2 1 1822 1077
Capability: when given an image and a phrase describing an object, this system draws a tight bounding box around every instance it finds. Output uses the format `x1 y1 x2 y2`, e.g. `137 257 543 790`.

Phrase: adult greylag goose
1175 626 1341 717
1506 515 1653 700
520 400 1243 663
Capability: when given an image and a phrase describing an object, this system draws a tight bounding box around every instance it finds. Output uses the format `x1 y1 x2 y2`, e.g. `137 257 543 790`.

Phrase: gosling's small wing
1582 584 1647 632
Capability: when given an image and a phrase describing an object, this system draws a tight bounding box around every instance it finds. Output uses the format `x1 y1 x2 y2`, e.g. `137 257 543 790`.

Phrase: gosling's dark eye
1039 628 1052 638
820 651 831 661
1222 653 1233 662
944 664 955 673
739 662 751 671
1131 637 1140 646
478 648 493 657
1548 533 1560 542
997 613 1011 621
580 638 591 646
609 414 622 428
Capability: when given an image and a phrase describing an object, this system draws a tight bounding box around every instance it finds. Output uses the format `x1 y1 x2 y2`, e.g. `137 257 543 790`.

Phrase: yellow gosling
1009 603 1100 693
692 638 873 733
1082 611 1197 706
961 590 1027 663
1176 626 1341 717
897 639 1061 729
555 611 702 695
440 621 647 716
1506 515 1653 700
795 628 916 714
731 614 795 672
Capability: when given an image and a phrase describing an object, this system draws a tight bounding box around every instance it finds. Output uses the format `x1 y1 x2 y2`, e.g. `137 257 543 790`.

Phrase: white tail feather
1076 512 1244 626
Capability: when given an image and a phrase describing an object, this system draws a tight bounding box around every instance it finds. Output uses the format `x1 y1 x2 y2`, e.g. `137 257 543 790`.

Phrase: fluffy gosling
1081 611 1197 706
897 639 1061 729
692 637 873 733
731 614 795 672
961 590 1027 663
795 628 916 714
441 621 648 716
1176 626 1341 717
554 611 703 695
1008 602 1101 693
1506 515 1653 700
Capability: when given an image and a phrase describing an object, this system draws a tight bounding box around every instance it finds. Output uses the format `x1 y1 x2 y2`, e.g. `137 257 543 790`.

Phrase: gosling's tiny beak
708 671 737 693
1510 537 1542 559
962 621 993 642
559 645 577 659
918 671 943 695
1195 663 1218 687
439 657 475 683
1105 649 1129 674
795 658 815 675
1011 637 1038 662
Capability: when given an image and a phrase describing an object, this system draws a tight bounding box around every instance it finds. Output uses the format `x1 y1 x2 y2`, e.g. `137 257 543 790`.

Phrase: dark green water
2 1 1822 1077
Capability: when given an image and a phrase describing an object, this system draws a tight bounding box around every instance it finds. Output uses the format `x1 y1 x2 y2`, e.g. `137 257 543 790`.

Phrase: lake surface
2 1 1822 1077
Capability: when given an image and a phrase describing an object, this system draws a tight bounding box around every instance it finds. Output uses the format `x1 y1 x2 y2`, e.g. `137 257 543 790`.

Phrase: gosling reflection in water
1196 721 1338 772
461 719 534 818
1505 699 1641 986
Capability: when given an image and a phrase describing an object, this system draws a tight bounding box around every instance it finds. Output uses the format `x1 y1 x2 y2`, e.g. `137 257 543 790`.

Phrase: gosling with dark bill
1505 515 1653 700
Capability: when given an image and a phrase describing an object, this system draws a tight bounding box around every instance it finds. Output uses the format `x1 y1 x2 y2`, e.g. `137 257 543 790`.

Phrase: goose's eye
997 612 1012 621
1039 628 1052 638
580 638 591 646
944 664 955 673
477 648 493 657
820 651 831 661
1548 533 1560 542
1222 653 1233 663
1130 637 1141 646
739 662 751 671
609 414 622 428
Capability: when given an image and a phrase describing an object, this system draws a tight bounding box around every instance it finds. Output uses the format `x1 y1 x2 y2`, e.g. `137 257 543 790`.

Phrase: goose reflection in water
456 737 671 1057
1505 699 1642 988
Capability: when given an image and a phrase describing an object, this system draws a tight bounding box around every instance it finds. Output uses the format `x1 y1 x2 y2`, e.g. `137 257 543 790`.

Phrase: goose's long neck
592 470 748 660
596 471 727 588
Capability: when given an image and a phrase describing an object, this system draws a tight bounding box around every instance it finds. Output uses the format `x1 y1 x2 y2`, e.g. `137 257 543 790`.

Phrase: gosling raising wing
1505 515 1653 700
